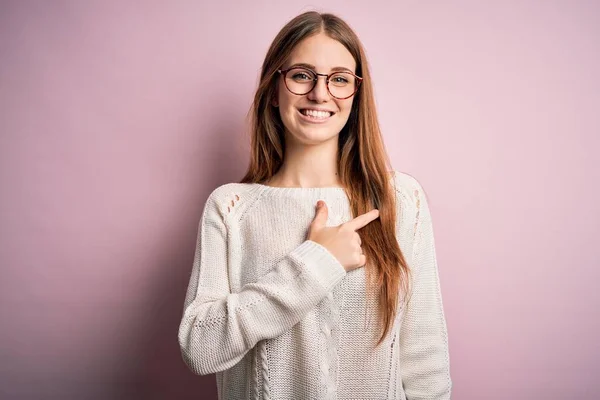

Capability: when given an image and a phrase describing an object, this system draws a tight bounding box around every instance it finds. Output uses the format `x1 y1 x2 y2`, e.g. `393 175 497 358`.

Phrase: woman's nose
307 76 330 102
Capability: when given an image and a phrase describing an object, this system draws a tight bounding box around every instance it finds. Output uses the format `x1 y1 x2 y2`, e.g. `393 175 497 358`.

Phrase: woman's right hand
307 200 380 272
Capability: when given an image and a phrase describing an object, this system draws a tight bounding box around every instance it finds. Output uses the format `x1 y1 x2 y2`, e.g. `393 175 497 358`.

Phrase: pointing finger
344 209 380 231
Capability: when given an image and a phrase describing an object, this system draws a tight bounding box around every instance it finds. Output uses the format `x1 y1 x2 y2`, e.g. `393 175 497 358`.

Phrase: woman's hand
307 200 380 272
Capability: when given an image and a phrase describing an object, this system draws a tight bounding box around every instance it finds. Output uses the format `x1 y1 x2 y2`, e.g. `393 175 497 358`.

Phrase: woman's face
275 32 357 145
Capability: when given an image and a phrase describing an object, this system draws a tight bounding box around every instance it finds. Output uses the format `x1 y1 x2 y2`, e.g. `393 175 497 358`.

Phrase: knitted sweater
178 170 452 399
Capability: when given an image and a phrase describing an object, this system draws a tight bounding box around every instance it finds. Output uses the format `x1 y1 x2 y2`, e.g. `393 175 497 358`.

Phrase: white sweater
178 170 452 399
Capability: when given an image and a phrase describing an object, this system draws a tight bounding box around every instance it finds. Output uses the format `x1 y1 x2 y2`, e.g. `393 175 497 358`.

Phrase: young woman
178 11 452 400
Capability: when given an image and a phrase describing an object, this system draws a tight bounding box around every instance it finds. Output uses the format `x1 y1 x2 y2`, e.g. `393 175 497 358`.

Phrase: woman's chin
287 127 340 145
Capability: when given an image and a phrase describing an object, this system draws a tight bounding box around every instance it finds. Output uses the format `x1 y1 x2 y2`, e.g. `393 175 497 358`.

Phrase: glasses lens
328 72 357 99
285 68 316 95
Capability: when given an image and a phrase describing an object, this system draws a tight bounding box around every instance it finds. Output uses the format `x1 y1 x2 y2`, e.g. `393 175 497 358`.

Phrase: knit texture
178 170 452 399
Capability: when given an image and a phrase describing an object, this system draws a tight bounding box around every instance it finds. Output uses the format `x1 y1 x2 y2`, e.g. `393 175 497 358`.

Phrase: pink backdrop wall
1 1 598 399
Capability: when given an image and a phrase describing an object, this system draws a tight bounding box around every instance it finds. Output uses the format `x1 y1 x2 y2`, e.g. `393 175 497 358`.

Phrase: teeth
301 109 332 119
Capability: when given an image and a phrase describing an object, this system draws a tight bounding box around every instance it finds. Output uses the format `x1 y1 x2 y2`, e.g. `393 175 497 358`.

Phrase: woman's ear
271 97 279 107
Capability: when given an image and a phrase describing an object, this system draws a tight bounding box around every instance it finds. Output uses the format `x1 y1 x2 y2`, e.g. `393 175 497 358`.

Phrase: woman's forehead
286 33 356 72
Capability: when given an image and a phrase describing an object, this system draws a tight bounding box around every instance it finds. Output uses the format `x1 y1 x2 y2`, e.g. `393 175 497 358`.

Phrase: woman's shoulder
388 169 433 224
389 169 427 198
204 181 263 219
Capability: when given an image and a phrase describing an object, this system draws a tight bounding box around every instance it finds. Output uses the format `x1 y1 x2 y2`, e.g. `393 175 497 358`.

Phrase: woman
178 11 452 400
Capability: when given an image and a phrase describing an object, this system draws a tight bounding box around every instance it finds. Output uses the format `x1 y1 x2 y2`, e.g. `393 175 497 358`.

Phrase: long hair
240 11 412 347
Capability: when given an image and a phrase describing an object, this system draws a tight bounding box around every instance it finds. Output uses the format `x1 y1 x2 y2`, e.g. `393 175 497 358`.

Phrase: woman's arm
178 189 346 375
399 179 452 399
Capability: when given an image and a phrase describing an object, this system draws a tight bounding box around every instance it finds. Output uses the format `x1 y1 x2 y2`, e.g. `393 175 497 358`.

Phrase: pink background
1 1 598 399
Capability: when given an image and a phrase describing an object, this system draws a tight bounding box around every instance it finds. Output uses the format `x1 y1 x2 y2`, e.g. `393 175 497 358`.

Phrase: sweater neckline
250 182 348 196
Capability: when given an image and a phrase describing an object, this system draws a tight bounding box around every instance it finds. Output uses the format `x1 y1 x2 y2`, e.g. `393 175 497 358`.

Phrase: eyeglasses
277 66 363 100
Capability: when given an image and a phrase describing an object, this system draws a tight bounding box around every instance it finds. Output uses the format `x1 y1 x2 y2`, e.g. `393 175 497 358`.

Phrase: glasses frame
277 66 363 100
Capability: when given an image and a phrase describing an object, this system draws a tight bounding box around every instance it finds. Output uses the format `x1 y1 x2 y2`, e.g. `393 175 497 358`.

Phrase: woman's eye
293 73 311 80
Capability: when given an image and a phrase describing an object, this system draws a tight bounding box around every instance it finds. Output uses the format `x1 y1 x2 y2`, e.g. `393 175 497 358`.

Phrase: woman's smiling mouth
298 108 335 123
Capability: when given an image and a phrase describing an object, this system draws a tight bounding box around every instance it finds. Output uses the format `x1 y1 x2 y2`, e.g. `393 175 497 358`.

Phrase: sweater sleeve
178 190 347 375
398 180 453 399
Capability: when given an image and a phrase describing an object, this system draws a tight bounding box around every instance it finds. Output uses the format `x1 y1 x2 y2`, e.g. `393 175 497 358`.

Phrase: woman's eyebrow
288 62 354 73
